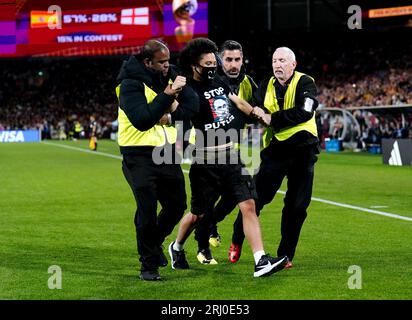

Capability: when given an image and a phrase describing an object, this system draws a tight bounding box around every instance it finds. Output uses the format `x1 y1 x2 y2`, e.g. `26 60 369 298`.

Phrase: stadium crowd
0 58 120 139
1 32 411 146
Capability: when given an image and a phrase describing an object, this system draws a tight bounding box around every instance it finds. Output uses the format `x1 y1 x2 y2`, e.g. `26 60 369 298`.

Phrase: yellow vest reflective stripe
263 72 318 148
238 75 254 145
188 127 196 145
116 84 177 147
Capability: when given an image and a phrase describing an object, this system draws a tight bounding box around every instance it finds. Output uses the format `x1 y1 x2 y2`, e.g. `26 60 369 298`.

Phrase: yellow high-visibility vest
263 71 318 148
74 123 82 132
115 84 176 147
238 75 253 102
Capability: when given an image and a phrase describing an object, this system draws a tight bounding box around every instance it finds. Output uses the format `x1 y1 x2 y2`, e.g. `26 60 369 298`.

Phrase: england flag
120 7 149 25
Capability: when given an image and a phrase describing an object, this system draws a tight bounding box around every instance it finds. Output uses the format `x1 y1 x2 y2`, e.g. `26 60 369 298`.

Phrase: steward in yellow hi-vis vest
229 47 321 266
116 62 197 153
116 39 198 281
261 71 318 148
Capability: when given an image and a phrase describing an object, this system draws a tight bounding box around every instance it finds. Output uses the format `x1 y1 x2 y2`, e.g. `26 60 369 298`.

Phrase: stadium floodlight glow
368 5 412 19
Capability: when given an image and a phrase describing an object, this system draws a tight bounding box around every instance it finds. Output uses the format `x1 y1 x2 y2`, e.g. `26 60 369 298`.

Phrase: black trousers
209 191 238 236
122 153 187 271
230 143 318 261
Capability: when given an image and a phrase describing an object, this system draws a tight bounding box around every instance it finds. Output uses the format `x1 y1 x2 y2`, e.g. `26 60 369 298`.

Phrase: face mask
197 65 217 82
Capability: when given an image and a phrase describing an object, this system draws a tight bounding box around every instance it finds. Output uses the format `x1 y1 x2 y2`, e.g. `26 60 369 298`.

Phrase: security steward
229 47 320 268
116 39 198 281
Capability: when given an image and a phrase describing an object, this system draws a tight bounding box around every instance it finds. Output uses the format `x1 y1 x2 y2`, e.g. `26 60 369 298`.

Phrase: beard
225 69 240 78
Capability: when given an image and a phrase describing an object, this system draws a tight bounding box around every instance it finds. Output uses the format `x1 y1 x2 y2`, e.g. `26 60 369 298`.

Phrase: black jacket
117 55 199 154
255 72 319 148
117 55 198 131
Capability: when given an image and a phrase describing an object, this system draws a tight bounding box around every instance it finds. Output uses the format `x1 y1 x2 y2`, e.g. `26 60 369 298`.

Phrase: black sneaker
168 241 190 270
158 246 168 267
254 255 288 278
140 269 161 281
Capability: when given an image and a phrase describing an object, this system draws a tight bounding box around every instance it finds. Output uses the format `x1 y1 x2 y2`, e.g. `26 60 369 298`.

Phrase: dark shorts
189 163 257 216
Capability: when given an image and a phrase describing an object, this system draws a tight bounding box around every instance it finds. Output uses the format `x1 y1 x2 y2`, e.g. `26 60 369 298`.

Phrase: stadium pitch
0 140 411 300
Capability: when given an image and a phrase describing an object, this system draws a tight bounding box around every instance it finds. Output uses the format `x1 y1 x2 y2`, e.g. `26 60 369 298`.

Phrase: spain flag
30 11 57 28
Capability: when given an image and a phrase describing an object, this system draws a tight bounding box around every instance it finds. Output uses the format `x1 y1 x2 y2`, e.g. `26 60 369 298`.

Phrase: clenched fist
164 76 186 96
171 76 186 91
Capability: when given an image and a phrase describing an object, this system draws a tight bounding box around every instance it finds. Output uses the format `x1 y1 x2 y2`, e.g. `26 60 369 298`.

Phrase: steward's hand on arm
228 93 254 115
170 85 199 124
229 93 270 126
158 113 171 126
250 107 271 126
164 76 186 96
270 75 319 132
119 79 175 131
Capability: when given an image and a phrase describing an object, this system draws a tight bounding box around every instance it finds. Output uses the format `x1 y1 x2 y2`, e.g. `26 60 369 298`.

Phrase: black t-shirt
189 75 248 148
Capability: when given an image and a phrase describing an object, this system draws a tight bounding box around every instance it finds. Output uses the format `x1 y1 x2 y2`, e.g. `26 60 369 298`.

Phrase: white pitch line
277 191 412 222
42 141 122 160
42 141 412 222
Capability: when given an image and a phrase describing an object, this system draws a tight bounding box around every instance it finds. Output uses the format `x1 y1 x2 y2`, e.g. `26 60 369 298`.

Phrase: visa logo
0 131 25 142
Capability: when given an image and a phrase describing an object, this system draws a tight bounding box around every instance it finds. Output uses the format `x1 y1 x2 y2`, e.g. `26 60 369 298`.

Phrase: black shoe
158 246 168 267
140 269 161 281
168 241 190 269
254 255 288 278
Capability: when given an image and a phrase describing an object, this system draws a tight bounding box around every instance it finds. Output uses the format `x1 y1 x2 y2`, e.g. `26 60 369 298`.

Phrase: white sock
173 241 184 251
253 250 265 264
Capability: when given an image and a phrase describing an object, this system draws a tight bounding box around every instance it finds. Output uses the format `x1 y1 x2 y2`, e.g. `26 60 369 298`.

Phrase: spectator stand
347 105 412 154
317 107 361 152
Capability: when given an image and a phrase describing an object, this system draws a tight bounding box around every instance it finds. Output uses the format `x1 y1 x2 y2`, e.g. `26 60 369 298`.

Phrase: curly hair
178 38 218 77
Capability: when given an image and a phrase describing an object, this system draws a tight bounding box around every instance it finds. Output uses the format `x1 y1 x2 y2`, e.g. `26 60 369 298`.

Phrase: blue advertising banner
0 130 41 143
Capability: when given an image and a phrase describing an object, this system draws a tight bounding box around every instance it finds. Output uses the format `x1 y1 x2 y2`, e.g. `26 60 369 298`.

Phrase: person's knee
283 203 308 220
189 212 204 224
240 199 257 217
135 216 155 231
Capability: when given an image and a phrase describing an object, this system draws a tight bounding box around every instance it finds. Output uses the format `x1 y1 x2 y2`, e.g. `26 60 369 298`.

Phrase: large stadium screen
0 0 208 57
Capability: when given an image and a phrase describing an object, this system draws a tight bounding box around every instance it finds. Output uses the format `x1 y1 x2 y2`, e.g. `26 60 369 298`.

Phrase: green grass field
1 140 411 300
